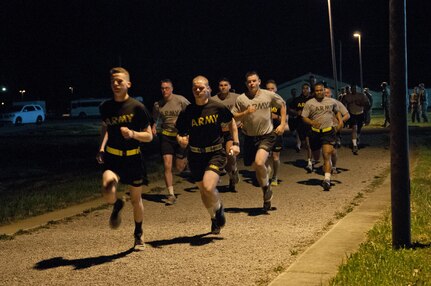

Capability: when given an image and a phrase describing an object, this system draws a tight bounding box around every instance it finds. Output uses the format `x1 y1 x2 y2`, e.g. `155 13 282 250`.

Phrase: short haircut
218 77 231 84
314 82 325 89
302 83 310 88
110 67 130 80
245 71 259 80
266 79 277 85
161 79 173 84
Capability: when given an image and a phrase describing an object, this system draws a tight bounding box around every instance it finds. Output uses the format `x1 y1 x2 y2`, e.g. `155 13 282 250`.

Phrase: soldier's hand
96 151 104 164
120 127 133 139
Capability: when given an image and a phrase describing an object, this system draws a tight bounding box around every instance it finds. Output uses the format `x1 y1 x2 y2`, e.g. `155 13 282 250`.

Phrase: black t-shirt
100 97 151 150
289 94 313 113
176 98 233 148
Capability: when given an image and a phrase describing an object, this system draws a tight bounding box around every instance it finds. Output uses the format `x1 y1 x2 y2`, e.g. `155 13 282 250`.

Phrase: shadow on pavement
33 248 135 270
218 185 237 193
239 170 259 187
225 207 276 216
142 194 168 204
146 232 223 248
183 186 199 193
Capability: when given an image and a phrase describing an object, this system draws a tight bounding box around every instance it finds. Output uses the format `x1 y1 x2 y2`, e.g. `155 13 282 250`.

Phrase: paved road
0 131 392 285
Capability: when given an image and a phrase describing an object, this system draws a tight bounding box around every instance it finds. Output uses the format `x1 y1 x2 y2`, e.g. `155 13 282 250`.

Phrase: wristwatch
232 142 240 146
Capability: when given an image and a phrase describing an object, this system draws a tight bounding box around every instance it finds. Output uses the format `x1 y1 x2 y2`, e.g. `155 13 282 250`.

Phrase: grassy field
0 120 162 225
329 140 431 285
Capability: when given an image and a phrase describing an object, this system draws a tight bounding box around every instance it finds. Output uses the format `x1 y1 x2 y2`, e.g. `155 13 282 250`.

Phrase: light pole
327 0 338 95
353 32 363 90
19 89 26 101
69 86 74 96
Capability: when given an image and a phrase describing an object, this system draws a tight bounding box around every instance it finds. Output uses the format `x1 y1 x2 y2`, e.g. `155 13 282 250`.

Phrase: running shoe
352 145 359 155
109 198 125 229
305 163 313 173
228 179 237 192
211 204 226 234
271 177 278 186
322 180 331 191
331 167 339 174
134 233 145 249
263 184 273 211
166 194 177 205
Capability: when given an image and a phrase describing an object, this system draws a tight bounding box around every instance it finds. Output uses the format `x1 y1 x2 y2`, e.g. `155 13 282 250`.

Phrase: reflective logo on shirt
104 114 135 125
191 114 219 127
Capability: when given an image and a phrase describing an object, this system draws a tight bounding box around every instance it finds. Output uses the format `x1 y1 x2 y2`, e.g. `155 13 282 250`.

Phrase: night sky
1 0 430 112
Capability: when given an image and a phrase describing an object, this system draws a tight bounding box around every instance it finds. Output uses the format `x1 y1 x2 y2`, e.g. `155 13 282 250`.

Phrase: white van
70 98 108 118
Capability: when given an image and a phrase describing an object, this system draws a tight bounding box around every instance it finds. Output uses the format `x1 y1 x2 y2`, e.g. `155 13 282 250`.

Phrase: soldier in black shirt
96 67 153 249
176 76 240 235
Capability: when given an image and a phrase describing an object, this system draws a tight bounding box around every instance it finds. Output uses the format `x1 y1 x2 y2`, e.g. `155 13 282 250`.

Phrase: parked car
0 104 45 125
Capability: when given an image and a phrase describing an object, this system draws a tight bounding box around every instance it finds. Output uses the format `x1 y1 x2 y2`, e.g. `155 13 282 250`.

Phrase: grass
329 141 431 285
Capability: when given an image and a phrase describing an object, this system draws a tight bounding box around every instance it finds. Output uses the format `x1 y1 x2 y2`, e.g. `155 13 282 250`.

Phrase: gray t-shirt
302 97 340 129
212 92 240 111
153 94 190 133
233 89 285 136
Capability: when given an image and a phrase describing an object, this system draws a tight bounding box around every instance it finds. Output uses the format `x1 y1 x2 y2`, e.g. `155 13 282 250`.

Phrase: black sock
134 221 143 236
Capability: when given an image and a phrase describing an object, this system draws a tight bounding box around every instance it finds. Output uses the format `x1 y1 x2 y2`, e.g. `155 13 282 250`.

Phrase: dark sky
1 0 430 111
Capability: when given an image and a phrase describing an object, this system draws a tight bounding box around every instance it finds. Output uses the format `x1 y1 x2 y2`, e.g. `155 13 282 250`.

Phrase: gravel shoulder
0 132 391 286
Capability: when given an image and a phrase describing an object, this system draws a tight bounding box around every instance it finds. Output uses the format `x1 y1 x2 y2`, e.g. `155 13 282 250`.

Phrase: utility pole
389 0 411 249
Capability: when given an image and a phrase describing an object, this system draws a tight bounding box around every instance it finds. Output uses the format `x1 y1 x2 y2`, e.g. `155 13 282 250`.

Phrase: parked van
70 98 108 118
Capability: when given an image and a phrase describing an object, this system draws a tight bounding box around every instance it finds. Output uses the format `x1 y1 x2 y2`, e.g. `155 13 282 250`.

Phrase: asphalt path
0 130 394 285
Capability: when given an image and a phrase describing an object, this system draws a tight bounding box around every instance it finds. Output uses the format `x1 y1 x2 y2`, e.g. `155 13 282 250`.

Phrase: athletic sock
134 221 143 236
167 186 174 196
352 139 357 146
273 159 280 179
324 172 331 181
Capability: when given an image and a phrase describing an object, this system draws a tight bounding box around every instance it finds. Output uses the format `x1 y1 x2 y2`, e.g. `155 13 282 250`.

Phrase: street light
327 0 339 95
69 86 74 96
353 32 363 90
19 89 26 101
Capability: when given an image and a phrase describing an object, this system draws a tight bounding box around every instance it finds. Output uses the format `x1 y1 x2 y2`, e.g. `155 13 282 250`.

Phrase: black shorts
188 149 227 182
296 119 311 141
159 134 188 159
103 153 146 187
272 135 283 152
309 128 337 152
347 113 365 127
243 132 277 166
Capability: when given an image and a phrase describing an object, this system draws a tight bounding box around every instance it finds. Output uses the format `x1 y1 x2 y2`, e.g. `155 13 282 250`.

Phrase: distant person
290 88 297 101
288 83 313 171
176 76 240 234
152 79 190 205
363 87 373 125
233 71 286 211
96 67 153 249
309 74 317 94
342 85 370 155
418 83 428 122
265 80 288 186
212 77 241 192
409 86 421 123
302 82 343 191
381 82 390 127
325 87 349 174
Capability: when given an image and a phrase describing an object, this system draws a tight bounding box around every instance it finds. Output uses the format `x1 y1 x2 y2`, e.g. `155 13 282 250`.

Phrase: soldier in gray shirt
212 78 241 192
152 79 190 204
342 85 370 155
302 82 343 191
232 71 286 212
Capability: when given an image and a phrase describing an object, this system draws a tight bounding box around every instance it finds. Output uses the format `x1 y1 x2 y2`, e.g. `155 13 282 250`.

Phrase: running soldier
233 71 286 211
418 83 428 122
176 76 240 234
409 86 421 123
302 82 343 191
265 80 287 186
152 79 190 204
325 87 349 174
342 85 370 155
381 82 390 127
288 83 313 171
211 78 241 192
96 67 153 249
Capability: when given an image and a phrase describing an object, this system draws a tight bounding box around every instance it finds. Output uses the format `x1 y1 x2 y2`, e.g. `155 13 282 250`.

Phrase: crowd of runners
94 66 406 249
